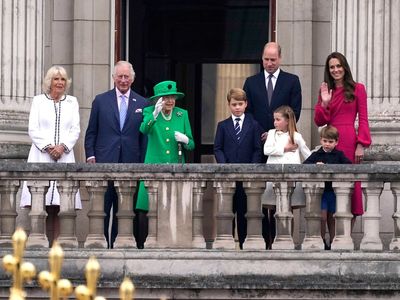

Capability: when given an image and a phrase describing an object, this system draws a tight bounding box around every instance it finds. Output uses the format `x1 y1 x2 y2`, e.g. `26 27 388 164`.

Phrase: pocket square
135 108 143 113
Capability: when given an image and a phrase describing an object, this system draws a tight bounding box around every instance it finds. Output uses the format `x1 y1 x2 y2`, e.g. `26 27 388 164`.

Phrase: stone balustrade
0 163 399 252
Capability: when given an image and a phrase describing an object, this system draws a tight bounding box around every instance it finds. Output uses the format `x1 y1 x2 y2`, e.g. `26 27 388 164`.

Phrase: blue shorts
321 190 336 213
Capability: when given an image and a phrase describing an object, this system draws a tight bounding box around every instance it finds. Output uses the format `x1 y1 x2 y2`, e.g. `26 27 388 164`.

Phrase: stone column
57 180 80 248
360 181 383 251
390 182 400 250
192 181 207 249
242 181 265 250
213 181 236 250
332 0 400 161
272 182 295 250
144 181 160 248
0 180 20 247
331 182 354 250
26 181 49 248
0 0 43 160
84 180 108 249
302 182 324 250
157 181 194 248
113 180 137 248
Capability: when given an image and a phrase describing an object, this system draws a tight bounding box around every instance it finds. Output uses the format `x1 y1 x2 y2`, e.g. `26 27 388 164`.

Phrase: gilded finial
119 277 135 300
38 241 73 299
2 228 36 300
75 256 106 300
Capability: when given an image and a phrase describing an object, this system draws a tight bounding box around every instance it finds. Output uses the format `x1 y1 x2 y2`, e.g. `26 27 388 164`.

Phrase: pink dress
314 83 371 215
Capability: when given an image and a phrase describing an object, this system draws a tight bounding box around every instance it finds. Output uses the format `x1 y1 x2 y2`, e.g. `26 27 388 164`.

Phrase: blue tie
234 117 241 140
119 95 127 130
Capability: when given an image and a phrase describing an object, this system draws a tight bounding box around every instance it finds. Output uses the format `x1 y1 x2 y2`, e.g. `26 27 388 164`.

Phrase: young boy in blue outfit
303 125 351 250
214 88 263 249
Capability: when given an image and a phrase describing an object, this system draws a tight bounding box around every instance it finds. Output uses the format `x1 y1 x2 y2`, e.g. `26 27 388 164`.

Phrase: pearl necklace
161 110 172 121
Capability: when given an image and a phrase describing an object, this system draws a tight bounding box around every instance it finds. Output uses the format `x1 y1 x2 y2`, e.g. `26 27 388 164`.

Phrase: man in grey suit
243 42 302 249
85 61 147 248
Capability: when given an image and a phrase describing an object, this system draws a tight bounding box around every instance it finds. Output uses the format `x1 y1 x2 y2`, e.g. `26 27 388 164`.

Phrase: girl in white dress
20 66 81 243
263 105 311 209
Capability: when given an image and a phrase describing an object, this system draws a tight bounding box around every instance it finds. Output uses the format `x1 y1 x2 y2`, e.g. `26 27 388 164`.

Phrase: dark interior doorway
123 0 269 162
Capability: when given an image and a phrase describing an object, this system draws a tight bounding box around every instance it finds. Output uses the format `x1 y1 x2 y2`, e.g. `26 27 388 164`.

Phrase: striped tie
119 94 127 130
234 117 241 140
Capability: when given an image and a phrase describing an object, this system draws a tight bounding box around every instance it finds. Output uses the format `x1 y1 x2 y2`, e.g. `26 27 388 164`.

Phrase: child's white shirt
264 129 311 164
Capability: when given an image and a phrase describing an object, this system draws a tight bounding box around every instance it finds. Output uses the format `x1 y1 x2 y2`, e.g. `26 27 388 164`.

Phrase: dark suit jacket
214 114 263 163
84 88 148 163
303 147 351 191
303 147 352 165
243 70 302 131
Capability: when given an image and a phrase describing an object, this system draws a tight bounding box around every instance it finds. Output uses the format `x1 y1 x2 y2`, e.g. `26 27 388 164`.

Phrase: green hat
149 80 185 101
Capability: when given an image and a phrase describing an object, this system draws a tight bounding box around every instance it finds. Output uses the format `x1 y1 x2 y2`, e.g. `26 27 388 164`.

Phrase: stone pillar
84 180 108 249
302 182 324 250
144 181 160 248
192 181 207 249
113 180 137 248
272 182 295 250
242 181 265 250
332 0 400 161
57 180 80 248
156 181 194 248
213 181 236 250
360 181 383 251
26 181 49 248
331 182 354 250
390 182 400 250
0 0 43 160
0 180 20 247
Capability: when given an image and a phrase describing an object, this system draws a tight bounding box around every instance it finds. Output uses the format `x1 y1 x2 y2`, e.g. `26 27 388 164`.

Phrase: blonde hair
226 88 247 102
274 105 297 143
42 66 71 94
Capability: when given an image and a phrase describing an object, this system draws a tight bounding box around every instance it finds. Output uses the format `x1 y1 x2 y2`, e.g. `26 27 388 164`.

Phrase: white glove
152 97 163 119
174 131 189 145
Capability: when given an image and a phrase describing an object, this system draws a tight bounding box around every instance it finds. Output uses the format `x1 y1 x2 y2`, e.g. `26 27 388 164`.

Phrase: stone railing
0 163 399 252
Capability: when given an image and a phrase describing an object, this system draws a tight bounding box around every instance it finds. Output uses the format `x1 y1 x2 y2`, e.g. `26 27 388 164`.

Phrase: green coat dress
135 105 195 211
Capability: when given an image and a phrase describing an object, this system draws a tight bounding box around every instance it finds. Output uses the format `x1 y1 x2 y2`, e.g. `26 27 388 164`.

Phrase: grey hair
42 66 72 94
113 61 135 79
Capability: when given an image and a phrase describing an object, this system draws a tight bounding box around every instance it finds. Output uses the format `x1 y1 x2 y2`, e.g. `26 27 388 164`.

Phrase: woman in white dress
20 66 81 243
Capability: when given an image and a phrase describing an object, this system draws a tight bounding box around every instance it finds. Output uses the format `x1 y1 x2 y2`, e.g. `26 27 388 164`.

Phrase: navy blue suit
243 69 302 249
243 70 302 132
214 114 263 247
214 114 263 164
84 88 147 248
85 88 147 163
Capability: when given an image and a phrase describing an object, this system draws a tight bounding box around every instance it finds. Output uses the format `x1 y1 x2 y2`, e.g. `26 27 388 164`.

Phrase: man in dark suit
214 88 263 249
243 42 302 249
84 60 147 249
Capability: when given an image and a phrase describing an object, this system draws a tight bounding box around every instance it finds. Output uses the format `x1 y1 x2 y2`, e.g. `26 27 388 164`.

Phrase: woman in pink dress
314 52 371 224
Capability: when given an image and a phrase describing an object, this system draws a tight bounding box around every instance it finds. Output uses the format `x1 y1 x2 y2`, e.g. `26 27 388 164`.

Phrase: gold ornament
38 241 73 299
2 228 36 300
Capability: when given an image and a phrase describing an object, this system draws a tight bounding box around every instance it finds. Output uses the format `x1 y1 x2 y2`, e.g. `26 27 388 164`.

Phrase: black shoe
324 240 331 250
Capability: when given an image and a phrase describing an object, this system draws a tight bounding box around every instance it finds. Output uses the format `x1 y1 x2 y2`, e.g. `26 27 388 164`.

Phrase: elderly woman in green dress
135 80 195 248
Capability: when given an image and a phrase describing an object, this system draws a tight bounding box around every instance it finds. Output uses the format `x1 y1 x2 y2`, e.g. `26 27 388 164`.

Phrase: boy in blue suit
214 88 263 249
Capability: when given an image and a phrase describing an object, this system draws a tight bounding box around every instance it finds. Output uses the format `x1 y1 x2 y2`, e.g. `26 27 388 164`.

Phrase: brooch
176 111 183 117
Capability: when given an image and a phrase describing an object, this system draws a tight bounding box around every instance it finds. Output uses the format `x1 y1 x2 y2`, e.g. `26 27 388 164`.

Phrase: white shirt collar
116 88 131 99
264 68 280 79
231 114 245 123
